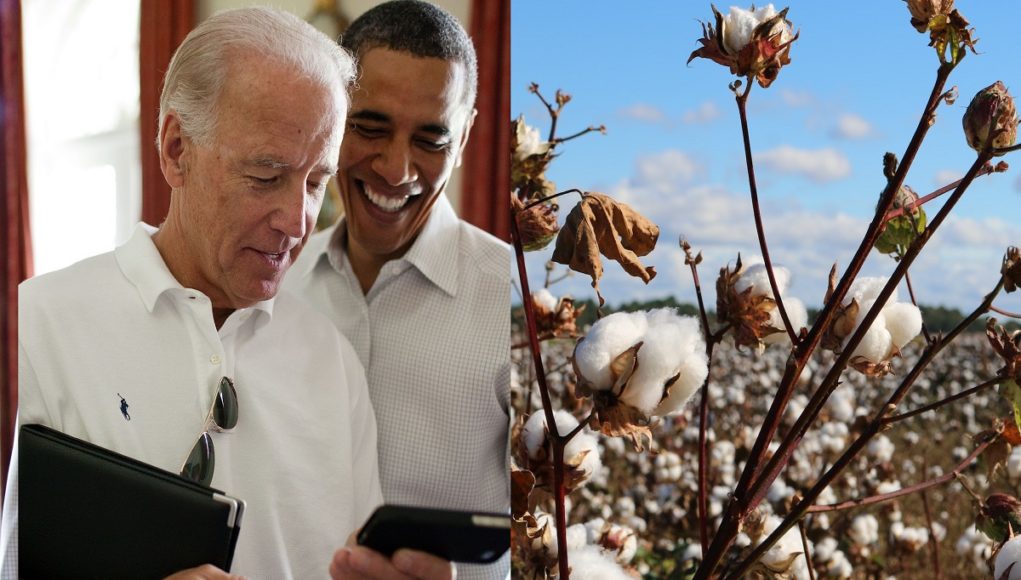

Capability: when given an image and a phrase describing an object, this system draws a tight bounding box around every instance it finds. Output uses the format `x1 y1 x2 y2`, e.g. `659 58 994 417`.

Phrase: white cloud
618 103 668 124
780 89 815 108
633 150 704 192
832 114 875 139
682 101 721 124
756 146 852 182
934 169 963 187
517 150 1019 313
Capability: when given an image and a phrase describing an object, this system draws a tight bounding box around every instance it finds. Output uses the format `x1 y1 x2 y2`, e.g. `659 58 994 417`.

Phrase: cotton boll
849 514 880 546
814 537 838 562
565 430 602 480
532 288 557 312
995 535 1021 580
566 524 588 553
884 302 922 349
850 315 893 363
652 356 710 416
567 545 633 580
849 276 897 306
735 263 791 297
574 311 648 390
759 515 811 579
522 410 579 459
764 297 807 345
620 312 707 414
868 435 895 463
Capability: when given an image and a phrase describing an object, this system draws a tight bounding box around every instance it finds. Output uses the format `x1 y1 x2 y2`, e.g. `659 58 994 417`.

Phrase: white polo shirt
1 224 382 579
287 195 511 580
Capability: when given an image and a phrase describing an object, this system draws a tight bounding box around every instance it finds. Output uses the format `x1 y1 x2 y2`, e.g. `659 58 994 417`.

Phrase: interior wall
195 0 471 212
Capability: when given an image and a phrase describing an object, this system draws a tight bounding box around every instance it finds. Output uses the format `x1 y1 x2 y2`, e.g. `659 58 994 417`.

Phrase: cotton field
511 327 1016 578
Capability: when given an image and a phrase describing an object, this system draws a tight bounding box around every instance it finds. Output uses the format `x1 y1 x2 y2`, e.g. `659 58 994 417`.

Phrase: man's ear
452 108 478 169
159 112 188 188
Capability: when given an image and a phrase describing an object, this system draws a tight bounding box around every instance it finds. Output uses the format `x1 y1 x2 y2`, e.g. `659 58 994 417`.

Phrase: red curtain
462 0 510 242
0 0 34 497
139 0 194 226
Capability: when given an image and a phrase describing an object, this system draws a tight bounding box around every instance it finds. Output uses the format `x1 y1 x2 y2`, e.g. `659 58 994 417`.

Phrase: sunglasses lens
213 376 239 430
182 431 215 486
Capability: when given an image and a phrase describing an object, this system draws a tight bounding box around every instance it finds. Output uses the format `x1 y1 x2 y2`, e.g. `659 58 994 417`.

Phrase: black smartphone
356 504 511 564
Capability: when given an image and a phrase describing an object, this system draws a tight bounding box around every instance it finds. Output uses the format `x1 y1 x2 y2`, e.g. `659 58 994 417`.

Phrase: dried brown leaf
552 192 659 306
511 470 536 520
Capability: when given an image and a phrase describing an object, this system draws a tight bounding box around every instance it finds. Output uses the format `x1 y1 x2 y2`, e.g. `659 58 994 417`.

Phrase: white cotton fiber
567 545 633 580
565 430 602 479
764 297 807 344
574 311 649 390
618 311 708 414
995 535 1021 580
884 302 922 348
735 262 791 298
575 309 707 416
849 277 897 306
532 288 557 312
522 410 579 459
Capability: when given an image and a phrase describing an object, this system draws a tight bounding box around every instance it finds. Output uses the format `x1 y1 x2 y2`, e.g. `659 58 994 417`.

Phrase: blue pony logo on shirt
117 393 131 421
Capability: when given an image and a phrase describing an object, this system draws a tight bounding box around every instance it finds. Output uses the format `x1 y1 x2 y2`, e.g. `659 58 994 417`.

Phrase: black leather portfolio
18 423 245 580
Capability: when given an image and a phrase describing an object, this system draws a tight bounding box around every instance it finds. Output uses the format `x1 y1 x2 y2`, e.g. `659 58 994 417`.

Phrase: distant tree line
513 296 1018 334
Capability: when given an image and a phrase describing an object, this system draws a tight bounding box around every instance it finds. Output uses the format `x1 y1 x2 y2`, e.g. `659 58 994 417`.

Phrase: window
23 0 141 275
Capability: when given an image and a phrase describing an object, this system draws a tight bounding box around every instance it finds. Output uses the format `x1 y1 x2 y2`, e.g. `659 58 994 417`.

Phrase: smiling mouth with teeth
363 182 412 213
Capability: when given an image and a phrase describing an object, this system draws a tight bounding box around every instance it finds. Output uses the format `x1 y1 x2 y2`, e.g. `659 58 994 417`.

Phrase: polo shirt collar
313 194 461 297
115 223 275 318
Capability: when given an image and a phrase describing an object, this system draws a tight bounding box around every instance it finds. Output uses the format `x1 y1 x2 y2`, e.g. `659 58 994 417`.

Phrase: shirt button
210 355 221 365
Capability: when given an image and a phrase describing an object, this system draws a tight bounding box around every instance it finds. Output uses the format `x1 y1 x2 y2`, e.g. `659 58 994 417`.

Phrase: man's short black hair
341 0 478 108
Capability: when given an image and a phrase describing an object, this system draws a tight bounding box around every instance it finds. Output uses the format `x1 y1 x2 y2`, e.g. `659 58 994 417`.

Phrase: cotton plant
822 276 923 376
716 256 808 351
518 410 602 493
510 2 1021 577
573 308 708 449
996 535 1021 580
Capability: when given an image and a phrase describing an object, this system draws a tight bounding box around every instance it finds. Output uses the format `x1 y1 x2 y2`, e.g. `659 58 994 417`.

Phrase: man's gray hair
158 6 356 147
340 0 478 109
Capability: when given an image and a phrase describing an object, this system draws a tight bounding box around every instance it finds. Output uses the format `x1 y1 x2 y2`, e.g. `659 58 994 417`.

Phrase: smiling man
1 7 453 579
287 2 511 579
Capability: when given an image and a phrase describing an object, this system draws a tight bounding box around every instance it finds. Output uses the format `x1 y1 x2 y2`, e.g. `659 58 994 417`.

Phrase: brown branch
922 485 942 579
798 518 817 580
553 125 606 144
990 305 1021 319
683 238 715 558
884 377 1001 425
735 86 798 344
805 435 995 514
884 163 997 222
725 276 1005 578
511 211 570 579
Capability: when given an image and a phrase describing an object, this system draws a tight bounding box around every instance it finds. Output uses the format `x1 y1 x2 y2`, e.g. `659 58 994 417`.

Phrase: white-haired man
1 7 451 579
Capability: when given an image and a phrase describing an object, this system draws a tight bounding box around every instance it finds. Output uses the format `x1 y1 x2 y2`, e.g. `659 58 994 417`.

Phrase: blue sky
512 1 1021 314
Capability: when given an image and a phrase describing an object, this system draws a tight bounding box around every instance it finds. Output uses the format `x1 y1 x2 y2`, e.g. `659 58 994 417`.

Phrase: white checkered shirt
288 195 511 579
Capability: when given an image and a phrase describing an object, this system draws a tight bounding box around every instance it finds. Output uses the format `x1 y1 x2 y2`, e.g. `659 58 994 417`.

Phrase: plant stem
922 486 942 580
990 305 1021 319
554 126 605 144
748 151 992 508
684 242 715 558
884 377 1001 425
522 189 585 212
511 212 571 579
803 436 995 514
726 274 1004 578
883 163 997 222
798 518 816 580
697 60 957 580
734 84 798 344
